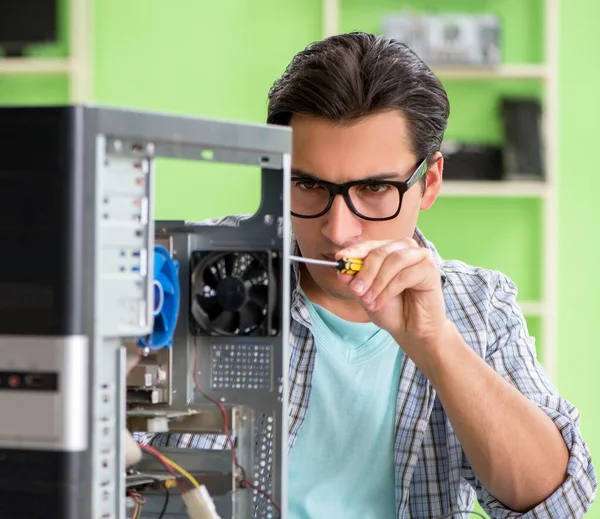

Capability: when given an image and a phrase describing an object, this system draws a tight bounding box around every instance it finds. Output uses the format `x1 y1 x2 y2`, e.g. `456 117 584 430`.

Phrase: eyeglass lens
291 179 401 219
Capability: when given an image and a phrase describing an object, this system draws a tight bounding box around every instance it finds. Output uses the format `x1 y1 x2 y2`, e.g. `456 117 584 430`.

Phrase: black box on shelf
441 141 504 181
500 97 545 180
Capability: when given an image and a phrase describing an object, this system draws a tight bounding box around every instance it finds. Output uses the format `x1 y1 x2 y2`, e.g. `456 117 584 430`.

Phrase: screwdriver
289 255 363 275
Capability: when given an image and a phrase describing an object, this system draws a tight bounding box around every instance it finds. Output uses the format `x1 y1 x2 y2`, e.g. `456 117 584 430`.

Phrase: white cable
182 485 222 519
124 429 143 467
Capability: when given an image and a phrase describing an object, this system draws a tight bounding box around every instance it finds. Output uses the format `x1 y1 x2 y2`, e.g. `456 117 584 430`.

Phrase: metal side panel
89 132 156 519
93 105 291 158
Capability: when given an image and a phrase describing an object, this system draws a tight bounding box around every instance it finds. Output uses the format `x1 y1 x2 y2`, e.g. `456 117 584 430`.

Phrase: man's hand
339 239 572 513
335 238 450 359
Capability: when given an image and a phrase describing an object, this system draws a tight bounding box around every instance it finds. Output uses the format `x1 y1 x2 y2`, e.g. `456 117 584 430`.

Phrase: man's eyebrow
291 168 402 182
291 168 320 179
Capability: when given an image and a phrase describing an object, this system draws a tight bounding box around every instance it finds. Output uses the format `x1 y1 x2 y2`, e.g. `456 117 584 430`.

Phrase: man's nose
321 195 361 246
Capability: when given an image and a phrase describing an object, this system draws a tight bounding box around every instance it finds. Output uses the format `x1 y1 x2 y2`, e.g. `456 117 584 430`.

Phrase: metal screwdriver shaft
289 255 363 275
289 255 339 268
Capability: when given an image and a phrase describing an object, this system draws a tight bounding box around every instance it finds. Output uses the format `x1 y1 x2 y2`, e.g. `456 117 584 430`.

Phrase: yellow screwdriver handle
336 257 363 275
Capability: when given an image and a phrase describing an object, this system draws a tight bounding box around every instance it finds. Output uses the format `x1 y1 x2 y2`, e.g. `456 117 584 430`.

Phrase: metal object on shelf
382 12 501 67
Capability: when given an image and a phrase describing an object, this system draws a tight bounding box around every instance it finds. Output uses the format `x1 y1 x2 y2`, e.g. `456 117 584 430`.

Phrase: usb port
131 249 147 276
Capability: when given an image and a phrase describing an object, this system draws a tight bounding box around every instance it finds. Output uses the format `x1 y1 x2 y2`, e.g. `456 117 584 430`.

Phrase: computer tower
0 105 291 519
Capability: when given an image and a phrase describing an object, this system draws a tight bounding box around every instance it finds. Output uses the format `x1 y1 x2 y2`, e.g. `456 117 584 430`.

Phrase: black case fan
190 251 272 336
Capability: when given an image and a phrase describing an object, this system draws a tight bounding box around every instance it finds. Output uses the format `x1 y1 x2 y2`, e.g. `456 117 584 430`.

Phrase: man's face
290 111 442 302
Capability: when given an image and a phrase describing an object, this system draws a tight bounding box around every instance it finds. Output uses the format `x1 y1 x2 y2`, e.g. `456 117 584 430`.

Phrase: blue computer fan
138 245 180 350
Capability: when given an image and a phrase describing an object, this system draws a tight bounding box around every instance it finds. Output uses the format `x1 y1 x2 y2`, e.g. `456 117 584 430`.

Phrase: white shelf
0 58 71 74
433 64 548 80
439 180 548 198
519 301 546 317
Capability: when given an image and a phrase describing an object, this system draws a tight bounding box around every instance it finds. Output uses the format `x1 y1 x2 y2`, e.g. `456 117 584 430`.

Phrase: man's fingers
343 240 424 296
367 263 430 312
360 248 430 303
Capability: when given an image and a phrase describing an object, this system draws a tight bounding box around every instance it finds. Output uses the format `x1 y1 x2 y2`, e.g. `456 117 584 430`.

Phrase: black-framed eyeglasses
290 158 428 221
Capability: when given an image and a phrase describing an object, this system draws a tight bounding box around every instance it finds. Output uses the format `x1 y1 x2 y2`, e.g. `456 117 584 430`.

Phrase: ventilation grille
253 413 275 518
190 251 272 337
211 343 272 390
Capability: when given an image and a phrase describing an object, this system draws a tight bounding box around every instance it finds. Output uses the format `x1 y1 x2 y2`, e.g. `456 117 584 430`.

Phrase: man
149 32 597 517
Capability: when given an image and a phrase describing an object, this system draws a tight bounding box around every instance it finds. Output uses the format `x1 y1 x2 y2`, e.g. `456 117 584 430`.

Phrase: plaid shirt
143 215 596 518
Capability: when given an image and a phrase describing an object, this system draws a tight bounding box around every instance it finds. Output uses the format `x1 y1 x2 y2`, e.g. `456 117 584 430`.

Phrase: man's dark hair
267 31 450 167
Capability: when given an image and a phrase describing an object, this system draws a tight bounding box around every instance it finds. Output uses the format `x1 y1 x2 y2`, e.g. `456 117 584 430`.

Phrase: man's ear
420 152 443 210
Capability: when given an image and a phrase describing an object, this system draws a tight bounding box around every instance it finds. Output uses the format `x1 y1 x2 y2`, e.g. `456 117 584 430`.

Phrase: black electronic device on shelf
501 97 545 180
441 141 504 181
0 0 59 57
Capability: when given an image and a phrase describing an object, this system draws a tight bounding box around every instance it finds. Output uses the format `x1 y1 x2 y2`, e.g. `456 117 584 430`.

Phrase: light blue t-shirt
288 297 403 519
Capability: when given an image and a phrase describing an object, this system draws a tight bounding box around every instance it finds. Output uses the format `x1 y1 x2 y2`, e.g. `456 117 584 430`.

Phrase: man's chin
322 282 357 301
300 266 357 301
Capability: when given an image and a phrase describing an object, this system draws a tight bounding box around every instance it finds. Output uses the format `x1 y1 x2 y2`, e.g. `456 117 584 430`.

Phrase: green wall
94 0 322 222
0 0 70 104
558 1 600 516
0 0 597 515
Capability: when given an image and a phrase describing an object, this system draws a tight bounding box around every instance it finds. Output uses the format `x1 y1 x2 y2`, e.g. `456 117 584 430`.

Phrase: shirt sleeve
461 272 597 518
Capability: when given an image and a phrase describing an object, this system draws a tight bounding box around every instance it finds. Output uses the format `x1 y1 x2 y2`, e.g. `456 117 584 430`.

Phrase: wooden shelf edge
439 180 548 198
433 64 548 80
519 301 546 317
0 57 71 74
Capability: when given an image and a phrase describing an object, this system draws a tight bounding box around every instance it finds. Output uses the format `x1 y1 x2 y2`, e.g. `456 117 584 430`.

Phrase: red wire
130 500 140 519
126 342 143 376
241 479 282 514
193 338 281 515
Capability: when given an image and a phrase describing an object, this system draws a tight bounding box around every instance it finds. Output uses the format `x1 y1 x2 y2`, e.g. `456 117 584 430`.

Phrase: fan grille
191 251 271 336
